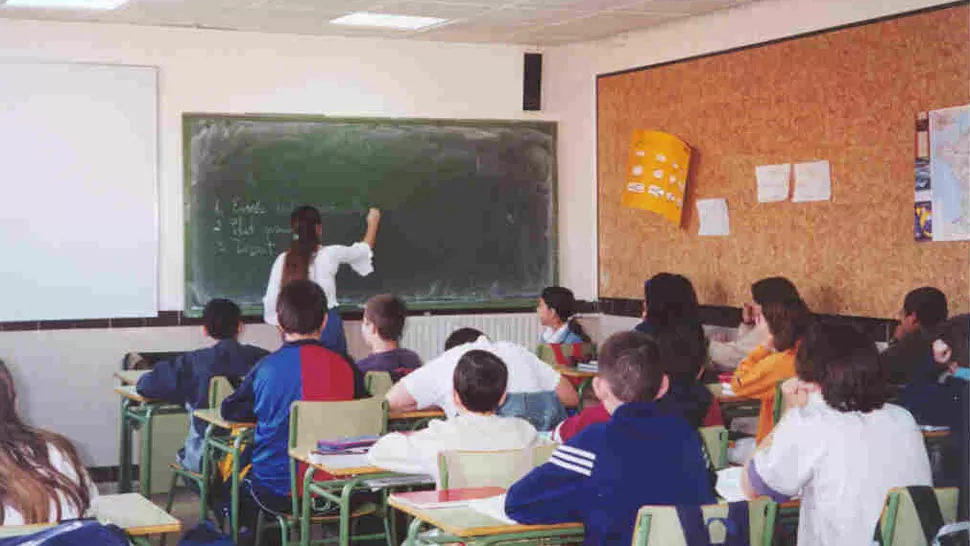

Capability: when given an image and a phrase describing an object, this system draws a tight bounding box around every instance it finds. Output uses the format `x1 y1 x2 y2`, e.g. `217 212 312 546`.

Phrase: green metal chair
698 425 729 471
877 486 960 546
631 498 777 546
255 398 389 546
772 380 786 425
437 446 547 490
365 371 395 398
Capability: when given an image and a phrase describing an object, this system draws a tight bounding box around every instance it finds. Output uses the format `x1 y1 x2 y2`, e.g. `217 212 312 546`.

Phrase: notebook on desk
392 487 505 509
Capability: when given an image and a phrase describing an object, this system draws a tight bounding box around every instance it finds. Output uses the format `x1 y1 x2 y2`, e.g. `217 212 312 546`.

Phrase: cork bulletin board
597 3 969 319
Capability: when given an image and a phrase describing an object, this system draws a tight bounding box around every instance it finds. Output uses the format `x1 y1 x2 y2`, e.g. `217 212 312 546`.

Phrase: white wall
545 0 958 301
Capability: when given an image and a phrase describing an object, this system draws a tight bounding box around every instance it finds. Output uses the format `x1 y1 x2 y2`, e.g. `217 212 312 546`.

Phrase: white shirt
708 322 770 371
262 242 373 324
751 393 931 546
368 413 539 486
540 324 571 344
400 336 563 418
2 442 99 525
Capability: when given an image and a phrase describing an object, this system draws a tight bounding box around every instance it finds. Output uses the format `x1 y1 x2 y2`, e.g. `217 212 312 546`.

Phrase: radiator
400 313 541 362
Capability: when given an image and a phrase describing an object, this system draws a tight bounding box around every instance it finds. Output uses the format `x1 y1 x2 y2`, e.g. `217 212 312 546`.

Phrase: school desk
388 407 446 431
0 493 181 546
706 383 761 427
115 369 148 385
193 407 255 544
290 448 408 546
554 366 597 409
115 385 186 497
388 488 584 545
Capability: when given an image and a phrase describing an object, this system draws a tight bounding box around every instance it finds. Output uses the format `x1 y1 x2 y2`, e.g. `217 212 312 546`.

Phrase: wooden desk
115 369 148 385
193 408 255 543
0 493 180 546
553 366 597 409
290 448 386 478
388 489 584 544
388 408 446 421
114 385 185 496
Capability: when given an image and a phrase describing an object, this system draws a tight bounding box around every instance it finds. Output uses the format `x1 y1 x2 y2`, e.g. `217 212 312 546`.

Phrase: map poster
621 130 691 226
915 105 969 242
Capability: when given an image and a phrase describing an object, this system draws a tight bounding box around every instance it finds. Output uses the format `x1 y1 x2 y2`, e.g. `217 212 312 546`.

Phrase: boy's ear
452 390 464 413
236 321 245 338
933 339 953 365
592 376 609 401
497 391 508 408
201 325 210 339
653 374 670 401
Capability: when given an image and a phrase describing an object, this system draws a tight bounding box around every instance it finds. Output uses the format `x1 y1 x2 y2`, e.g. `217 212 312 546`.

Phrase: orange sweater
730 345 796 443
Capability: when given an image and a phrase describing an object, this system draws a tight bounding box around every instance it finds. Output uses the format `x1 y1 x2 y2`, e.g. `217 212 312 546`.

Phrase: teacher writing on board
262 205 381 357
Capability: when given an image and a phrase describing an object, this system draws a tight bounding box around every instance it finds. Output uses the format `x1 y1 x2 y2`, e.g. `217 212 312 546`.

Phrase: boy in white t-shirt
741 322 931 546
385 328 578 424
368 349 539 486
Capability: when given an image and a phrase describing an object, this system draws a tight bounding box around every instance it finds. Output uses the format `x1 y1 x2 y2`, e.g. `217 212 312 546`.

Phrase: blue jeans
498 391 567 432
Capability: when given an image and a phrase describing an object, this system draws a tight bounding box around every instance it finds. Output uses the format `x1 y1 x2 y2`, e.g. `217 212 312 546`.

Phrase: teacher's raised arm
262 205 382 357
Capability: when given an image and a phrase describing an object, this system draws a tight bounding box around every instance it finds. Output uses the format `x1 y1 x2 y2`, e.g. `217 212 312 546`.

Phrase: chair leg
255 510 265 546
165 471 180 513
279 517 289 546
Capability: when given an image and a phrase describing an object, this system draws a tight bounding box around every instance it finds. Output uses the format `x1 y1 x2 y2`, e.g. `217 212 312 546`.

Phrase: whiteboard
0 62 158 321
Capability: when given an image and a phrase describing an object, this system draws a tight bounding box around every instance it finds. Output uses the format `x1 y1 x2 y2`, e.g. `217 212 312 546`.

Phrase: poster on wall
621 130 691 226
915 105 970 242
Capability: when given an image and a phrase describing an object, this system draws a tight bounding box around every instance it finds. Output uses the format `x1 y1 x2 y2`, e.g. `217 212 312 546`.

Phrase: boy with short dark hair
505 331 715 545
136 298 268 473
368 350 538 486
221 280 363 517
356 293 421 380
882 286 949 384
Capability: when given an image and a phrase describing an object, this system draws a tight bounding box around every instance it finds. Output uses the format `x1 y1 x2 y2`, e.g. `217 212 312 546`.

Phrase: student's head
762 297 811 352
452 350 508 414
896 287 948 338
538 286 591 343
796 322 887 413
654 322 709 384
749 277 800 321
362 294 408 345
444 328 485 351
593 331 669 411
931 314 969 375
282 205 323 287
202 298 242 340
0 359 93 524
643 273 700 329
276 280 327 336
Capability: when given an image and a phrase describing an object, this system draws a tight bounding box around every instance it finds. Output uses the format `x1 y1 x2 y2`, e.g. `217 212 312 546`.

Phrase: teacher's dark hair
282 205 322 288
796 322 887 413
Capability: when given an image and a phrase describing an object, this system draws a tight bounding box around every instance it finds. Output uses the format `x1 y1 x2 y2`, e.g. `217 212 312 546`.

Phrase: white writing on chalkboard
213 198 287 257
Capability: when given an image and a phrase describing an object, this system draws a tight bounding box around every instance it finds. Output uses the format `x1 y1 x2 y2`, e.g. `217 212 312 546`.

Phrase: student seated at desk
386 328 578 431
897 314 969 519
537 286 590 345
881 286 948 385
552 323 722 442
135 298 268 473
0 359 98 525
221 280 364 522
741 322 931 546
633 272 700 335
731 296 811 444
505 331 715 545
356 293 421 380
708 277 800 371
368 350 538 486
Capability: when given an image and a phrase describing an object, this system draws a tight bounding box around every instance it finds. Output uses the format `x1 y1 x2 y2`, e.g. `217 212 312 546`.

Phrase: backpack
0 520 129 546
676 502 751 546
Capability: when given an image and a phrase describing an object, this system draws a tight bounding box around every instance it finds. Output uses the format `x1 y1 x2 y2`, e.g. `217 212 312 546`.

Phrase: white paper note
715 467 746 502
696 198 730 236
755 163 791 203
792 160 832 202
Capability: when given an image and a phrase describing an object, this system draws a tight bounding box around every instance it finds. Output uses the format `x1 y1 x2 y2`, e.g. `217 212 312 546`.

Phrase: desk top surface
193 408 255 430
289 448 387 477
114 385 149 403
388 408 445 420
555 366 597 379
388 491 582 538
0 494 181 538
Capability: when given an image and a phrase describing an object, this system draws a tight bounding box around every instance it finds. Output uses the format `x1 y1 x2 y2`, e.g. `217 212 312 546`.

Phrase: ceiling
0 0 754 45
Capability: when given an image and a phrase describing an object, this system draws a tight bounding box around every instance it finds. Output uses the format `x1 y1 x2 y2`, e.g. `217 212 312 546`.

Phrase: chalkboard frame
182 113 559 317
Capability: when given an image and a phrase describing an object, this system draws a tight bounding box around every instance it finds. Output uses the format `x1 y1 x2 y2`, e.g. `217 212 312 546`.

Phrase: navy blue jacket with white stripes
505 401 716 545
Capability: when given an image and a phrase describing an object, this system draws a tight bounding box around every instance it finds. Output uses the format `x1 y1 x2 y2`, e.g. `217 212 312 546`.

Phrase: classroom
0 0 967 544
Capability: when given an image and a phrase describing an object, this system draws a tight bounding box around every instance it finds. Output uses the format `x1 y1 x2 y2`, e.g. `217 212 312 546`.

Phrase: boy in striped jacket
505 330 715 545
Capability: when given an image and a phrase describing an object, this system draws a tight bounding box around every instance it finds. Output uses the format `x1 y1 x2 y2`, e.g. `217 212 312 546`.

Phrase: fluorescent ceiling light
330 12 448 30
4 0 129 9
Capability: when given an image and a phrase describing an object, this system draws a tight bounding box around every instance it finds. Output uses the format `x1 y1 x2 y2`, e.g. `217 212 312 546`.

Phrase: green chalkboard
183 114 557 316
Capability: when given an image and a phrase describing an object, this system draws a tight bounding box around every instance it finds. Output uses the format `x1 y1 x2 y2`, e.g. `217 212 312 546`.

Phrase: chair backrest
535 342 596 367
698 426 729 470
772 380 785 424
878 486 960 546
631 498 777 546
437 444 552 489
364 371 394 398
208 376 234 407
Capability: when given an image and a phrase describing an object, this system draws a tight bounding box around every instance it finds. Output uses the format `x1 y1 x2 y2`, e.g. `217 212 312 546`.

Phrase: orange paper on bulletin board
621 130 691 226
